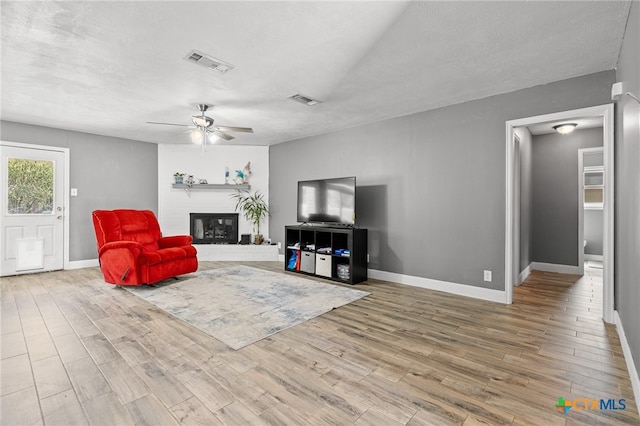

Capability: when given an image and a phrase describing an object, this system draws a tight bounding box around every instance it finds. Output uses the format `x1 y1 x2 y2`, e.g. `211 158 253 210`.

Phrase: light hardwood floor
1 262 638 425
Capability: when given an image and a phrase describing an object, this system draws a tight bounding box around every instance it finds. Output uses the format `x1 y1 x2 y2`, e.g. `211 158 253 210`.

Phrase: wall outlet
70 188 78 197
277 242 282 249
367 254 370 263
483 270 492 282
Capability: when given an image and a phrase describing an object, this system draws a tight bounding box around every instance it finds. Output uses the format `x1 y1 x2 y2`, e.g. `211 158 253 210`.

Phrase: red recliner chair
92 209 198 285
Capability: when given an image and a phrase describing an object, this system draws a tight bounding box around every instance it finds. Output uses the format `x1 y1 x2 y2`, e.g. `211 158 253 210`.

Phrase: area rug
125 265 370 350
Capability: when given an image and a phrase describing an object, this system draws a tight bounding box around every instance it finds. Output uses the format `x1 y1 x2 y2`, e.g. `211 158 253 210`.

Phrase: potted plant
231 190 269 244
173 172 185 184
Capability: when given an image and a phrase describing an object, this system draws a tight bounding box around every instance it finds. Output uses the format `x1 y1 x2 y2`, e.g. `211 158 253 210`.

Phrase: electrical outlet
483 270 492 282
71 188 78 197
277 242 282 249
367 254 370 263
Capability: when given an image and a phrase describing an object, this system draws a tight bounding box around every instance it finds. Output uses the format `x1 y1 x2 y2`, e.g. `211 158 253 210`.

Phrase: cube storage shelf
285 225 368 284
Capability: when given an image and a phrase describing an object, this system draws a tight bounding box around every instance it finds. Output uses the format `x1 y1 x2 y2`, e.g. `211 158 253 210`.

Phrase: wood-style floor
1 262 638 425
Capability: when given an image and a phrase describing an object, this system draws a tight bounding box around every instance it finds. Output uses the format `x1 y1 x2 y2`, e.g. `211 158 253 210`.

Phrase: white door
0 144 66 276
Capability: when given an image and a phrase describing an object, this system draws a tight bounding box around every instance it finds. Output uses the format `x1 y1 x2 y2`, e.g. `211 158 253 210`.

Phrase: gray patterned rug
125 265 370 350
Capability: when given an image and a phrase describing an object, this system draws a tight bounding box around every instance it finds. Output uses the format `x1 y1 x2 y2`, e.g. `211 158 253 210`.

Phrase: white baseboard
518 263 532 285
368 269 506 304
65 247 281 270
66 259 99 269
194 244 279 261
530 262 581 275
614 310 640 411
585 254 604 261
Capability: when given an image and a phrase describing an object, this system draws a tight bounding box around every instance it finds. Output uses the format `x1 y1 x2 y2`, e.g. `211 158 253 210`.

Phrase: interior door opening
505 104 614 323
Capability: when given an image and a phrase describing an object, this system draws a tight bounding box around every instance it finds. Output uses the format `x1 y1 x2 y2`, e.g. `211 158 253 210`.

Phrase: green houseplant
173 172 185 184
231 190 269 244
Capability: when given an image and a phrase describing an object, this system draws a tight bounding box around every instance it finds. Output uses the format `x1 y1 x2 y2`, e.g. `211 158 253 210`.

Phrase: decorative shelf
172 184 250 190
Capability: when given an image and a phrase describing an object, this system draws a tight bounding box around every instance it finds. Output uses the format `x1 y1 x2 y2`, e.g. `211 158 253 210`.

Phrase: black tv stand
285 225 367 284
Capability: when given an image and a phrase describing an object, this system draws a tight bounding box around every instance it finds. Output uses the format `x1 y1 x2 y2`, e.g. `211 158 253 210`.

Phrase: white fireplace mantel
158 144 270 241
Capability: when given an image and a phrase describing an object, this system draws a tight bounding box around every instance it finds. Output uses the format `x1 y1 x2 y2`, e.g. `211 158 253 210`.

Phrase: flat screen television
297 176 356 225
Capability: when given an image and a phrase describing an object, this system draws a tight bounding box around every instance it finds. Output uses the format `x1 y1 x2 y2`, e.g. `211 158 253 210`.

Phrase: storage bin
300 251 315 274
315 254 332 277
336 264 350 280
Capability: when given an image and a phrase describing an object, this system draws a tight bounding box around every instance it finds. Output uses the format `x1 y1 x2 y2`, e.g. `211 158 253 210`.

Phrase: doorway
0 141 69 276
579 147 605 272
505 104 614 323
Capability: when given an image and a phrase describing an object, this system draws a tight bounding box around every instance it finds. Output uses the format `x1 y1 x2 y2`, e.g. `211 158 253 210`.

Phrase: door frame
0 141 71 270
504 104 614 323
578 147 605 272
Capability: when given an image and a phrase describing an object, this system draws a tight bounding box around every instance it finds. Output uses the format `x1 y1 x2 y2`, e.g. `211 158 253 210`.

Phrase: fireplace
190 213 239 244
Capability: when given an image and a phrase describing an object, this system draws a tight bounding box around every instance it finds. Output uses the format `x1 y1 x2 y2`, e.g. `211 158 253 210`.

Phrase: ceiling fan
147 104 253 148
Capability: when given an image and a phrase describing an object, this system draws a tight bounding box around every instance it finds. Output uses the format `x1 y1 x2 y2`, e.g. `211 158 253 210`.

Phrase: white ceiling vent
288 94 321 106
183 49 234 74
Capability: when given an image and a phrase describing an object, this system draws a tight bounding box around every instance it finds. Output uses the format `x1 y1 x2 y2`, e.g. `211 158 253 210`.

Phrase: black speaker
240 234 251 245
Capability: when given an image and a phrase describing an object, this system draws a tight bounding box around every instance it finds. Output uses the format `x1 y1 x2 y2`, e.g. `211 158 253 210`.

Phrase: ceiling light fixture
190 129 204 144
553 123 577 135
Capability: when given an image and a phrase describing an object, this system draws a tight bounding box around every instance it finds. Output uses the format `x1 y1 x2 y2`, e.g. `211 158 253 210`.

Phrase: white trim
505 104 615 323
0 141 71 272
614 311 640 411
584 254 603 262
368 269 506 304
67 259 99 269
519 263 532 284
530 262 581 275
602 104 615 323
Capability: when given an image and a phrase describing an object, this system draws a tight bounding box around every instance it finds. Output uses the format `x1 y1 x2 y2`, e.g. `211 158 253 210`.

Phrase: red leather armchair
92 209 198 286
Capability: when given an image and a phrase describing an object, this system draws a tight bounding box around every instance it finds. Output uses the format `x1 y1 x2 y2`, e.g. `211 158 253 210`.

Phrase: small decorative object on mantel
231 189 269 245
173 172 185 184
233 162 252 185
198 179 208 184
182 175 195 196
225 166 230 184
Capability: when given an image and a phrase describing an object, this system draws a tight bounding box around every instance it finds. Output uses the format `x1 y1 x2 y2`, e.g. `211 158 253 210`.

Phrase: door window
6 157 55 215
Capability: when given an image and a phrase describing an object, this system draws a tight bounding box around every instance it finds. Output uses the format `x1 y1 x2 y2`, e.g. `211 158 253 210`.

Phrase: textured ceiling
0 1 631 146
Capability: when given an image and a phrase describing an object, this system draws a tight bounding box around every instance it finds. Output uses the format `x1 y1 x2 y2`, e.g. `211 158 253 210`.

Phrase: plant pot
174 176 183 184
254 234 264 245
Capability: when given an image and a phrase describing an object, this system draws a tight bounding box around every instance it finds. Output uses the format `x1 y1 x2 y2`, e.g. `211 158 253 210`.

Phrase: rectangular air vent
183 49 234 74
288 94 321 106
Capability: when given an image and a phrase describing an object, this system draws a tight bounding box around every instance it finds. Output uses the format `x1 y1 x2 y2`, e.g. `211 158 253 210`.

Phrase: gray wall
615 1 640 382
516 128 533 273
269 71 615 291
0 121 158 261
530 128 602 266
584 210 603 256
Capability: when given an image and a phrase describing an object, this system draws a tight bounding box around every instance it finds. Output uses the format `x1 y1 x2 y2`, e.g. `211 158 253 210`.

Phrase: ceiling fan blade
212 130 235 141
215 126 254 133
146 121 190 127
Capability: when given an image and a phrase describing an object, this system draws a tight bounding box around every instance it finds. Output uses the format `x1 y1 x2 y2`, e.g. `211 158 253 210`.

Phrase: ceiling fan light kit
148 103 253 148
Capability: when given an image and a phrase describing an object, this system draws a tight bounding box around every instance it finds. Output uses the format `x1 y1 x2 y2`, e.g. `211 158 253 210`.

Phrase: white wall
158 144 269 240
